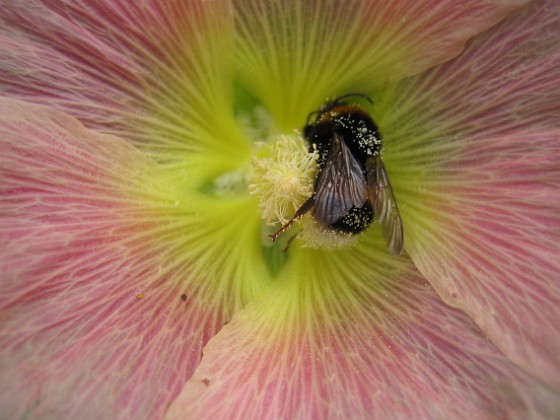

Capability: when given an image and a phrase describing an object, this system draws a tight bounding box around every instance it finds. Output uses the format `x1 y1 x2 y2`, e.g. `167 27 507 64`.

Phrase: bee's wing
367 156 404 255
314 130 368 225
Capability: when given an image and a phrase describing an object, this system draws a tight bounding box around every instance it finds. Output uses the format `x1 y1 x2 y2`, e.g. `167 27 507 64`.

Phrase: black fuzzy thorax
303 106 383 168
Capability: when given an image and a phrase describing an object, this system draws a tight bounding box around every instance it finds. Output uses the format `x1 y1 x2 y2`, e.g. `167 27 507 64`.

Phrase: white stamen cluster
249 134 318 225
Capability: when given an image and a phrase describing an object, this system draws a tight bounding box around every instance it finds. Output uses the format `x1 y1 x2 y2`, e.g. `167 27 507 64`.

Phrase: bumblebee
270 93 403 255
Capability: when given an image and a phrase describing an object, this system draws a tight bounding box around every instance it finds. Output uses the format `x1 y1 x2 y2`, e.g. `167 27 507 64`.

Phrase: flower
1 0 559 418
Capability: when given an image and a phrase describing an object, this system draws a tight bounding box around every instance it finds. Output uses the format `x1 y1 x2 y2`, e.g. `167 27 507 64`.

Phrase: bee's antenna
332 92 373 105
306 93 373 126
305 110 322 126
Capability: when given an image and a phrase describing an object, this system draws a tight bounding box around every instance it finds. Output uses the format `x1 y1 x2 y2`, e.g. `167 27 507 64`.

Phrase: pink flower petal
166 246 559 418
379 0 560 140
0 98 269 418
403 129 560 389
0 0 247 171
233 0 528 127
377 0 560 388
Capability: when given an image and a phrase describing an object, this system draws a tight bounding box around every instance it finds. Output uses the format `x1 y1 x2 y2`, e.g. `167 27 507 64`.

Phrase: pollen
299 216 360 250
249 134 318 225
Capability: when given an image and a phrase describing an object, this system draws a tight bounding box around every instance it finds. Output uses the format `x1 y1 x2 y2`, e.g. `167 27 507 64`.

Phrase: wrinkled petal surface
0 99 271 418
0 0 247 179
1 0 528 140
378 0 560 388
2 0 557 418
234 0 528 128
167 240 560 419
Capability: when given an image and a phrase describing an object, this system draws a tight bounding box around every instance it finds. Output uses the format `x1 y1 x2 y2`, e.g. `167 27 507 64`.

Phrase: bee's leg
269 196 314 242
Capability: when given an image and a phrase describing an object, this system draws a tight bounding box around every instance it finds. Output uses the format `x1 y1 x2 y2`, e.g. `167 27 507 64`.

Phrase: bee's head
305 93 373 128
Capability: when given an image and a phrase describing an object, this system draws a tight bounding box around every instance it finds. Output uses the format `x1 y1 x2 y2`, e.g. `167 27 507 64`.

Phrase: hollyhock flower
1 0 559 418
